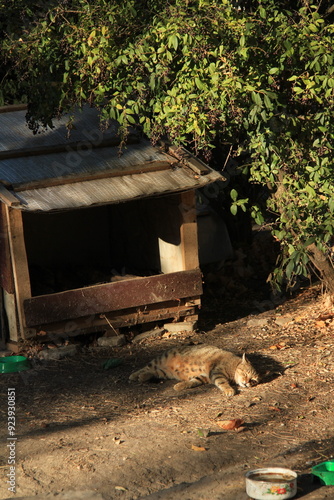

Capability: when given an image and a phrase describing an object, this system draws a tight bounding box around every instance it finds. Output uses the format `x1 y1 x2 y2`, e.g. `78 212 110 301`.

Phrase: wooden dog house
0 106 222 345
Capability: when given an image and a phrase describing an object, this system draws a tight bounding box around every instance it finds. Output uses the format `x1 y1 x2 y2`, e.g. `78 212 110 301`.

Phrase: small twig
313 449 332 460
267 432 297 441
101 314 119 335
222 145 233 171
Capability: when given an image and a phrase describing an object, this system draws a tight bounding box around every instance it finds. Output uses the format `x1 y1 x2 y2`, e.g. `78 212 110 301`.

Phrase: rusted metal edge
23 269 203 327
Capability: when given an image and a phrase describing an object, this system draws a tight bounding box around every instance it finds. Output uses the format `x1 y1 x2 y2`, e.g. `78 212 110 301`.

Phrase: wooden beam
3 290 19 342
179 191 199 270
0 104 27 114
0 203 15 293
23 269 203 327
167 145 211 175
0 288 6 344
0 134 140 162
5 206 32 339
32 299 199 335
0 185 20 207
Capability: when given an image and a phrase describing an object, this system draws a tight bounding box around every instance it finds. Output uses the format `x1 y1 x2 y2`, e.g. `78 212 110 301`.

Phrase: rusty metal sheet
23 269 203 327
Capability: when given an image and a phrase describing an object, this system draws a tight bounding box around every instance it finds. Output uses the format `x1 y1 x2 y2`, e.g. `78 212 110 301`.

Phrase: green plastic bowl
312 461 334 485
0 355 30 373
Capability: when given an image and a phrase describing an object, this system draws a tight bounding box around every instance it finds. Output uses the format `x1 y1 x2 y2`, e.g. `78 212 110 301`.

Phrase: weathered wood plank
0 184 20 207
0 104 27 114
0 203 15 293
179 191 199 270
3 290 19 342
0 134 140 161
24 269 203 327
5 206 32 338
32 300 199 334
167 144 211 175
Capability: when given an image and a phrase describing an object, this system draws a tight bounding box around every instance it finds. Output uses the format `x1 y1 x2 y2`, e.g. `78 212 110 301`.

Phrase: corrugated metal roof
1 141 173 186
14 168 222 211
0 106 117 151
0 106 223 212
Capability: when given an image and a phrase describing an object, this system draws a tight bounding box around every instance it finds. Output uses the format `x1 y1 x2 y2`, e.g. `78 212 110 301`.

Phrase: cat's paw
138 372 153 383
224 386 236 397
173 381 188 391
129 371 152 382
129 372 139 381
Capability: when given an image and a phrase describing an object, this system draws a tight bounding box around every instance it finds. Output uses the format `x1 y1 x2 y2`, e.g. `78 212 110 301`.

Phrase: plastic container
312 460 334 485
245 467 297 499
0 355 30 373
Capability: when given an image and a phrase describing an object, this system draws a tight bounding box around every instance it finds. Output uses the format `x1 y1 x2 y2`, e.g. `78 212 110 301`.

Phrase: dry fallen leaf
216 418 245 431
270 342 288 350
115 486 128 491
290 383 298 389
191 445 207 452
269 406 282 412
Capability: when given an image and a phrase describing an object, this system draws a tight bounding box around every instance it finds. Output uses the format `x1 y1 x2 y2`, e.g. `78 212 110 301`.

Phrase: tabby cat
129 344 259 396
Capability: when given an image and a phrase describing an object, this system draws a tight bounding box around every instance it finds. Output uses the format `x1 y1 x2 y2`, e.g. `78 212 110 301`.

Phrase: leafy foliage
1 0 334 289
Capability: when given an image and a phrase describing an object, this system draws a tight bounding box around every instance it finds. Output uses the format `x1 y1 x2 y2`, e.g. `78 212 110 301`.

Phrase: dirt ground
1 282 334 500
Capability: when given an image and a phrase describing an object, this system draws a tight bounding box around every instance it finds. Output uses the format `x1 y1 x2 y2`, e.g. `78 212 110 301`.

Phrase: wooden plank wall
24 269 203 327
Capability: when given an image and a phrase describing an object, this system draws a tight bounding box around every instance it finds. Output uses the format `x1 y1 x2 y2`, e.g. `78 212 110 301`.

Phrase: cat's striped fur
129 344 259 396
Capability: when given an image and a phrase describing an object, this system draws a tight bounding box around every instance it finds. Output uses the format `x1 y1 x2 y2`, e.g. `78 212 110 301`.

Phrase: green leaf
230 189 238 201
251 92 262 106
149 73 155 90
230 204 237 216
195 77 204 90
259 7 266 18
168 34 178 50
126 115 136 124
286 259 295 280
263 94 272 109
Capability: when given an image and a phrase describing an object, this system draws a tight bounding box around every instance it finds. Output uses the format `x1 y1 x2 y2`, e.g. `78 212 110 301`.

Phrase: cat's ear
242 353 247 363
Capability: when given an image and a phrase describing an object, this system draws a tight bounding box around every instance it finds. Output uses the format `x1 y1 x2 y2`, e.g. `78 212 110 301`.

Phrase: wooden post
158 191 199 273
3 290 19 342
179 190 200 326
5 206 34 339
179 191 199 270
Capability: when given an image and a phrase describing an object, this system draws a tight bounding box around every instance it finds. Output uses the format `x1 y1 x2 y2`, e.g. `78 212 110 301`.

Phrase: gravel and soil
1 282 334 500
